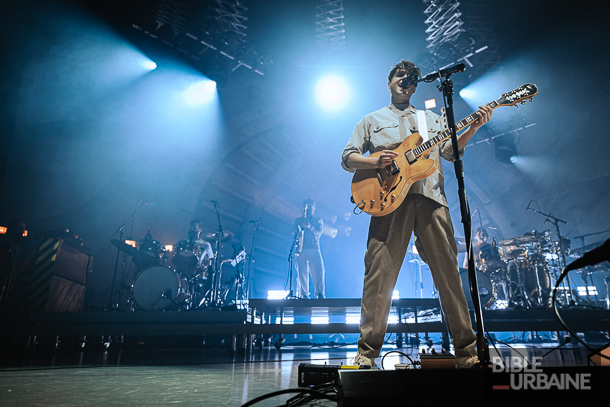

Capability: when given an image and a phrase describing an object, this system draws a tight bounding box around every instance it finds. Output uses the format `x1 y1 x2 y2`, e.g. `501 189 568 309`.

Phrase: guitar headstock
497 83 538 107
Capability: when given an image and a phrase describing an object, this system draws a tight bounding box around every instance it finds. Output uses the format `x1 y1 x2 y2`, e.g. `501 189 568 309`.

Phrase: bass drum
132 265 188 310
460 269 497 310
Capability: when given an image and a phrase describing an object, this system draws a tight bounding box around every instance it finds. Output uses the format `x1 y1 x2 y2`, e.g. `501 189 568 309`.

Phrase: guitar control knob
370 200 375 207
391 194 396 203
380 203 386 210
379 191 384 199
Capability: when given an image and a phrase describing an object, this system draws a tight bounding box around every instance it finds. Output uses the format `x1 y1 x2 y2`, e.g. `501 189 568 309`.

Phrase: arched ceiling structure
1 0 608 301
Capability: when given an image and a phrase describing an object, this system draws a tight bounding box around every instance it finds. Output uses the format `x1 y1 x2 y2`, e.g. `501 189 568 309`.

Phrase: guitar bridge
385 160 400 176
405 150 417 165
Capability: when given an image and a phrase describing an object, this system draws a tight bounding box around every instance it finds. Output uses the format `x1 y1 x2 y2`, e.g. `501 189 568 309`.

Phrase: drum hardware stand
107 201 148 311
408 243 426 298
245 220 260 301
526 202 575 306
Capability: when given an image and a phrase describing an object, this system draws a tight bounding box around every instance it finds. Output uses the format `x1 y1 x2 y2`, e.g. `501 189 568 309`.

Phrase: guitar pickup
405 150 417 165
385 160 400 176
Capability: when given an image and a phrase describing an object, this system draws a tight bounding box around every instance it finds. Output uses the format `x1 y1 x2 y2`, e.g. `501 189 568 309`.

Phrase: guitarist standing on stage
292 199 326 299
341 59 492 368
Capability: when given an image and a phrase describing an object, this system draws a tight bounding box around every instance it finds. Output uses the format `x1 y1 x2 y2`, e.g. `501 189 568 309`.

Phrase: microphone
419 63 466 83
399 71 420 88
565 239 610 272
144 201 154 206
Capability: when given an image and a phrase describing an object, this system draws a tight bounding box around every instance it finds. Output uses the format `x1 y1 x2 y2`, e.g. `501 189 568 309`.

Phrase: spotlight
315 74 350 112
142 60 158 71
493 134 518 164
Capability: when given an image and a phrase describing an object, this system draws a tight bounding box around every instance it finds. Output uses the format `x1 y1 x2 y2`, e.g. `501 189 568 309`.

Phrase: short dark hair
303 199 316 208
387 59 421 83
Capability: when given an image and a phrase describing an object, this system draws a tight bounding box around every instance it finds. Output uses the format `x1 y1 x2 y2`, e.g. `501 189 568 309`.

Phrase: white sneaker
456 354 479 369
351 352 379 369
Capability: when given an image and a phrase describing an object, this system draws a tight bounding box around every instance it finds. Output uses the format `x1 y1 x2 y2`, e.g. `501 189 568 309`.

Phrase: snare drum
132 265 188 310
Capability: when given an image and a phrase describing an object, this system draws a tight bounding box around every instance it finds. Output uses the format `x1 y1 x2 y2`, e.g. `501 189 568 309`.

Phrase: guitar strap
415 109 429 142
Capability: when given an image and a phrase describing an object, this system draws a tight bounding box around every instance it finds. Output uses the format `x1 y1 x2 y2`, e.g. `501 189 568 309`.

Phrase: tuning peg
515 105 519 108
520 100 526 105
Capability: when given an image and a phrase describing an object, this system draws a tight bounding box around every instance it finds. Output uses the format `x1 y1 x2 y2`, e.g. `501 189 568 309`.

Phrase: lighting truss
421 0 502 82
155 0 189 36
423 0 464 57
316 0 346 51
210 0 248 45
131 0 271 80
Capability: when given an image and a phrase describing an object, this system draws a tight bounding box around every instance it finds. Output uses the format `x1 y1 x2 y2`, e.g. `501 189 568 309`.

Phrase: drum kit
110 230 247 311
462 229 564 310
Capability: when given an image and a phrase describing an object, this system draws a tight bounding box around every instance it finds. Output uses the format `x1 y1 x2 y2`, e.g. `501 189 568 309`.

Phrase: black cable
285 382 336 407
484 329 505 369
240 388 337 407
552 268 610 361
380 350 415 370
490 337 532 368
539 336 572 361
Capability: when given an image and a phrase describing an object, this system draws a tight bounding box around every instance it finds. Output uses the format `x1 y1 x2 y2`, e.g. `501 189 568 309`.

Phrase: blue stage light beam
315 74 351 112
458 74 514 112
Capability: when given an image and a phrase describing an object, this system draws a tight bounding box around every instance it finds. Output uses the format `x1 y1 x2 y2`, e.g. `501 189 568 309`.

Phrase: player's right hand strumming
376 150 398 168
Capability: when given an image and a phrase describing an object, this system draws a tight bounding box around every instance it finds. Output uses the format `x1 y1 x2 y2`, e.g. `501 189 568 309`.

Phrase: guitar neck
412 99 501 158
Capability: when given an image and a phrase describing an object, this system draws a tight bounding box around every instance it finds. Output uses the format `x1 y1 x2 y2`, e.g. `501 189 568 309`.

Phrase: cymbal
110 239 138 256
498 230 549 247
204 231 234 242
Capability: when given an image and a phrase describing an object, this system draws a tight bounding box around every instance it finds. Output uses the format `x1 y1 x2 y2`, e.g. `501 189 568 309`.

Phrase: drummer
463 227 489 269
175 220 214 272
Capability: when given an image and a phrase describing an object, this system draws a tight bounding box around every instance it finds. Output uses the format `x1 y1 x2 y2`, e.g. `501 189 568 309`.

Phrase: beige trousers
358 194 477 359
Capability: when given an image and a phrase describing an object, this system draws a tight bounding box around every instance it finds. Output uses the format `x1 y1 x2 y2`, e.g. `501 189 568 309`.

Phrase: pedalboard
298 363 372 386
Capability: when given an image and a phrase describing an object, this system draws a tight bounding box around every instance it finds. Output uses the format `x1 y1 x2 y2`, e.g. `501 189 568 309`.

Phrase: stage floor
0 339 606 406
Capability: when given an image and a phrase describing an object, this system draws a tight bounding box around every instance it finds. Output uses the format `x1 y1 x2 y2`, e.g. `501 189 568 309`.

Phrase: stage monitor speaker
24 238 92 313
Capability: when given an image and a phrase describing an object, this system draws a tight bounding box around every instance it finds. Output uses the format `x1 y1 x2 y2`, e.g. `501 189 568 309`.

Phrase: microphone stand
107 201 147 310
211 201 224 308
286 229 300 299
415 69 490 367
526 204 575 305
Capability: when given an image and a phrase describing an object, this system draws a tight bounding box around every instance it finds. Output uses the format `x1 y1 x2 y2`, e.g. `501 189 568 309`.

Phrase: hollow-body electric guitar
351 83 538 217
